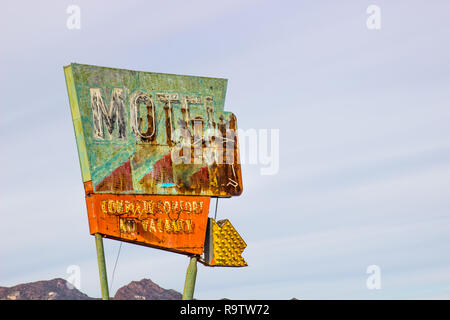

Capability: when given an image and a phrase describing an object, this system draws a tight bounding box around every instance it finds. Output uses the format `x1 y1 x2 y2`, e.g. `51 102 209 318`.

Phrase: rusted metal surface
64 63 245 255
85 188 210 255
64 63 243 197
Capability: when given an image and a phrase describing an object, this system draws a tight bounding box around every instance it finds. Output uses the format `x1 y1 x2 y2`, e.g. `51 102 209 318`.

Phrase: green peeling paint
64 63 242 197
64 65 92 182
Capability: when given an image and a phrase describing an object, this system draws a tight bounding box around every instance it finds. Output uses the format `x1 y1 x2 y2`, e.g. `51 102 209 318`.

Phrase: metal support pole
182 255 198 300
95 233 110 300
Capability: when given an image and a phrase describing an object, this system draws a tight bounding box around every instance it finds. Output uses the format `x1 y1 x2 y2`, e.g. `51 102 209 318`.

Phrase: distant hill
0 278 181 300
114 278 181 300
0 278 91 300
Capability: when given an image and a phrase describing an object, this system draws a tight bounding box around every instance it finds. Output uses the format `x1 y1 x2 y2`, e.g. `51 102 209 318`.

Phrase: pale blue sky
1 0 450 299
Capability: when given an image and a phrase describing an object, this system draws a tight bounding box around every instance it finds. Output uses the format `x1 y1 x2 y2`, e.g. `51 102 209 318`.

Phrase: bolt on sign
64 63 243 256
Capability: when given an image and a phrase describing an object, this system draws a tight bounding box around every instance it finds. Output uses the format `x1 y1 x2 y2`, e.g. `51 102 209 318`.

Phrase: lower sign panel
85 194 210 255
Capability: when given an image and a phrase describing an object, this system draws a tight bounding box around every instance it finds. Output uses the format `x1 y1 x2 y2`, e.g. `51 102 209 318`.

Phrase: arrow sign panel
202 218 247 267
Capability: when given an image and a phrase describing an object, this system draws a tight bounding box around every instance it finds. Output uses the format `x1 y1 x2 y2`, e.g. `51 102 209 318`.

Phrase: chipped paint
64 63 243 197
64 64 246 255
85 193 210 255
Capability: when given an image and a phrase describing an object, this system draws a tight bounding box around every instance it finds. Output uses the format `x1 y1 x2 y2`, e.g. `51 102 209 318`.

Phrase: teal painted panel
65 63 243 197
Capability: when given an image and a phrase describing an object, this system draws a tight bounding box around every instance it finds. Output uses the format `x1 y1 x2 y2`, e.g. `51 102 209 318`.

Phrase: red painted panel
85 192 210 255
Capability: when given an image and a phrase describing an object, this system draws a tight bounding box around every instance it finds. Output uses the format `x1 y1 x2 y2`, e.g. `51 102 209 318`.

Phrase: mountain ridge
0 278 182 300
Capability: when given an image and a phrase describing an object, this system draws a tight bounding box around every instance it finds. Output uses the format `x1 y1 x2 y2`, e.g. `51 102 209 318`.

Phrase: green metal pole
94 233 110 300
182 256 198 300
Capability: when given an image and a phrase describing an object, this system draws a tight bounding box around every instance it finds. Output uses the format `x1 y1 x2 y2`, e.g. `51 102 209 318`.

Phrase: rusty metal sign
64 63 243 255
64 63 242 197
85 183 210 255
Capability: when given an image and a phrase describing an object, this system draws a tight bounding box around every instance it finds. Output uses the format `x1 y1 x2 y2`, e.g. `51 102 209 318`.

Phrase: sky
1 0 450 299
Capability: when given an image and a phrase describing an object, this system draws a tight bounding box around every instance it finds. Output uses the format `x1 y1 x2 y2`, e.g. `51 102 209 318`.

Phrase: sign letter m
90 88 126 140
